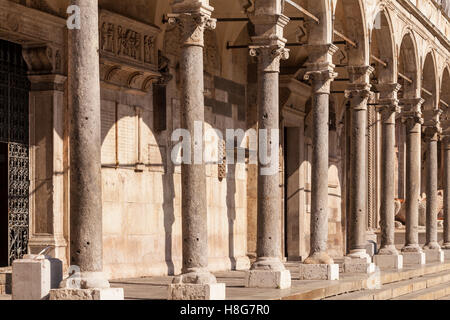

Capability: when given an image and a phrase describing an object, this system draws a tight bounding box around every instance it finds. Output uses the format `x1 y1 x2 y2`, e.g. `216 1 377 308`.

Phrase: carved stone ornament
249 45 289 72
99 10 162 94
167 12 217 47
22 45 64 75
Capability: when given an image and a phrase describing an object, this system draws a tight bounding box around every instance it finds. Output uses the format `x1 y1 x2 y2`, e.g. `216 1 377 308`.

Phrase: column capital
345 83 372 110
347 65 374 84
374 83 402 114
401 98 424 125
249 14 289 73
422 109 442 138
167 4 216 47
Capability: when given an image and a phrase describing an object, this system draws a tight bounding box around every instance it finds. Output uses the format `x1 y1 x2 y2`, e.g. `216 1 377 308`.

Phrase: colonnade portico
6 0 450 301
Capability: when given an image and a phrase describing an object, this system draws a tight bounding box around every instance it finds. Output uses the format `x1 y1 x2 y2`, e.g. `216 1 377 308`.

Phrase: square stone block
443 249 450 260
373 254 403 270
12 255 63 300
298 264 339 280
343 257 376 274
402 252 426 265
49 288 124 300
424 249 444 263
245 269 291 289
168 283 226 300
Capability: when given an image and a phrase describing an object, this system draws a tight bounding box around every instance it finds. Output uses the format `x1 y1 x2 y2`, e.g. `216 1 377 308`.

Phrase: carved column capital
423 109 442 140
401 98 424 127
345 83 372 110
374 83 402 114
347 65 374 84
249 44 289 72
167 9 216 47
304 67 337 94
22 45 64 75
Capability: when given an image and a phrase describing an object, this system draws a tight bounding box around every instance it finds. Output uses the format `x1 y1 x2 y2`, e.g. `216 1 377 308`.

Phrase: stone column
244 9 291 290
442 135 450 258
422 109 444 262
50 0 123 300
343 66 376 274
401 99 426 265
297 44 339 281
373 84 403 270
166 1 225 300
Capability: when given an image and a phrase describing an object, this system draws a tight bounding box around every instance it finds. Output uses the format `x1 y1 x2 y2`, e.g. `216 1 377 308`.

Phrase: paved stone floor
1 261 450 300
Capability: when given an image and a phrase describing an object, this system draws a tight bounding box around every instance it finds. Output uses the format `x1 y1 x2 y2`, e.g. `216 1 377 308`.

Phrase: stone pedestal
343 255 376 274
168 272 226 300
402 252 426 265
49 288 124 300
245 269 291 289
12 254 62 300
299 264 339 280
443 249 450 260
373 254 403 270
424 249 444 263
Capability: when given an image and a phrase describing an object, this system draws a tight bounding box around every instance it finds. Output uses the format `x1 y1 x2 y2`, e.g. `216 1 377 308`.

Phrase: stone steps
391 282 450 300
325 268 450 300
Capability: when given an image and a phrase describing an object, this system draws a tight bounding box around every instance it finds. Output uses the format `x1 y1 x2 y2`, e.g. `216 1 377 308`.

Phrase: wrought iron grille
0 39 30 265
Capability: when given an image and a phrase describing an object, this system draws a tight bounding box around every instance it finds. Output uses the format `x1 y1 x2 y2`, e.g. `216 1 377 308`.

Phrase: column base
168 283 226 300
49 288 124 300
298 264 339 280
401 252 426 265
373 254 403 270
168 271 226 300
343 255 376 274
423 249 444 263
443 249 450 260
245 269 291 289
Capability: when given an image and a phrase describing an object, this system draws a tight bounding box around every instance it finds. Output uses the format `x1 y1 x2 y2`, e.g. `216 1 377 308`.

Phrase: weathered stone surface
298 264 339 280
374 254 403 270
49 288 124 300
168 283 225 300
424 249 444 263
343 256 376 274
402 252 426 265
245 269 291 289
12 255 62 300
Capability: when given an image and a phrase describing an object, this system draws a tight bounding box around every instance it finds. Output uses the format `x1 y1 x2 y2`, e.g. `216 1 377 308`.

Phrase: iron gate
0 39 30 265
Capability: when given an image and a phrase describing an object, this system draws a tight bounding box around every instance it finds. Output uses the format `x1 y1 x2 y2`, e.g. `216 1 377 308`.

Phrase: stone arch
440 67 450 119
334 0 369 65
398 31 420 98
370 7 397 83
306 0 334 44
422 50 439 110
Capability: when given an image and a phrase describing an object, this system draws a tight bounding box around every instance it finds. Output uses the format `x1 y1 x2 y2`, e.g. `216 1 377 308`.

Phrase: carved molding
0 0 65 46
99 10 162 93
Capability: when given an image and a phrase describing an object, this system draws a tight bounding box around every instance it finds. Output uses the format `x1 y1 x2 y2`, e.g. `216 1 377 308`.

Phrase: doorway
0 39 30 266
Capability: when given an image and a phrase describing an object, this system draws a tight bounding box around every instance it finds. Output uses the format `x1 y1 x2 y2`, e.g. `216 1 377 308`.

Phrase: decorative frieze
99 10 161 93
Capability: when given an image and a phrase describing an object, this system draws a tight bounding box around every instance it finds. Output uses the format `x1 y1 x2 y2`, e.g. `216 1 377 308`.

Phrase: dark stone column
401 99 425 253
245 10 291 289
423 116 442 251
168 2 218 282
375 84 401 255
443 135 450 249
67 0 108 288
302 44 337 265
345 66 374 260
